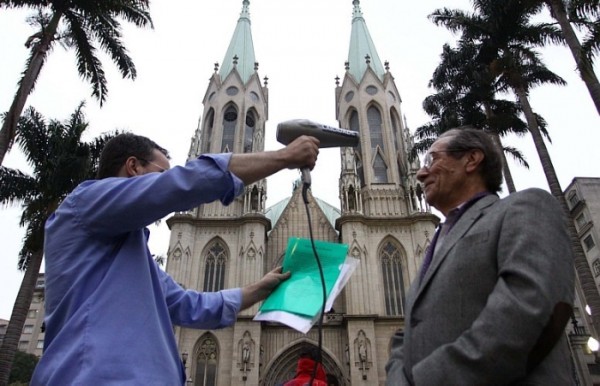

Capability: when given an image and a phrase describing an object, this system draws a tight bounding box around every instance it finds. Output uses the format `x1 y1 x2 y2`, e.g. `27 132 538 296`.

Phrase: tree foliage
8 350 38 384
0 104 117 384
0 0 153 165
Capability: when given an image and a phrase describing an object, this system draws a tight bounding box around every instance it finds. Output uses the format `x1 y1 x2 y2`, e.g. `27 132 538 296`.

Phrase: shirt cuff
221 288 243 321
200 153 244 203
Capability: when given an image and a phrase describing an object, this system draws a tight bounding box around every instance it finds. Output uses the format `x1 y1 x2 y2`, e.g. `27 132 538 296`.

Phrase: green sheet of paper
259 237 349 318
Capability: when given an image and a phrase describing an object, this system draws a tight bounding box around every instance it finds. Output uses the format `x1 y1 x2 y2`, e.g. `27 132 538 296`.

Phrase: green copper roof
265 195 341 231
219 0 256 84
348 0 385 82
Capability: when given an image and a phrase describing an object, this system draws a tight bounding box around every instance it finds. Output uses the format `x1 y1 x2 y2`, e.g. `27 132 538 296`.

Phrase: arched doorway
261 341 346 386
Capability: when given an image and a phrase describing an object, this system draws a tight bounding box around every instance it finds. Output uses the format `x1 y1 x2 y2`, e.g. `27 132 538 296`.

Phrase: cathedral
164 1 437 385
11 0 600 384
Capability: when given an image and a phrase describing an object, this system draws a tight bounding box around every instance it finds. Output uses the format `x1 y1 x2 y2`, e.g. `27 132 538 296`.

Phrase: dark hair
439 127 503 193
96 133 170 179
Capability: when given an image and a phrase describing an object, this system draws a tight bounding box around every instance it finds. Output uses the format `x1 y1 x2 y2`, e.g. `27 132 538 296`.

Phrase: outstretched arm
228 135 319 185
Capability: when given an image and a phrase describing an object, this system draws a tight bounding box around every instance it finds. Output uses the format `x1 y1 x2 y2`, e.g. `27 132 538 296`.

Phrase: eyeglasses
422 149 467 170
137 157 167 173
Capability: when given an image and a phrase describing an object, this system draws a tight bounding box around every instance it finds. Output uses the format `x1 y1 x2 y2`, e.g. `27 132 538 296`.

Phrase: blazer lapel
414 195 498 302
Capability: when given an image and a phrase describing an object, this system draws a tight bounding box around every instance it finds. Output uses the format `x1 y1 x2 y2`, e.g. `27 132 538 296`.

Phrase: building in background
16 273 45 357
165 1 435 385
565 177 600 385
0 318 7 345
14 2 600 385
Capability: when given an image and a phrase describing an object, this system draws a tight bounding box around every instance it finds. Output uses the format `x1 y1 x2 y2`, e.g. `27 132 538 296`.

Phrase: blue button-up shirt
32 154 244 385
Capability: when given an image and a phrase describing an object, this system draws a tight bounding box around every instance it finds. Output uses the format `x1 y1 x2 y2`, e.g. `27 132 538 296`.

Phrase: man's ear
121 156 141 177
465 149 485 173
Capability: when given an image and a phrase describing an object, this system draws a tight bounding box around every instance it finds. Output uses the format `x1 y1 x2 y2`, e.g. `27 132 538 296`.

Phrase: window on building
250 186 259 211
381 241 405 316
349 110 365 187
194 335 218 386
221 106 237 152
368 106 388 183
202 110 215 154
23 325 33 334
27 309 38 319
243 112 255 153
584 234 596 251
576 213 587 230
593 260 600 277
569 191 580 208
18 341 29 350
373 152 388 183
36 340 44 349
203 241 227 292
368 106 384 150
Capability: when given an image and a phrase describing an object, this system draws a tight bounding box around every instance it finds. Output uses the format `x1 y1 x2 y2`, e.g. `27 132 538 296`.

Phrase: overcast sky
1 0 599 320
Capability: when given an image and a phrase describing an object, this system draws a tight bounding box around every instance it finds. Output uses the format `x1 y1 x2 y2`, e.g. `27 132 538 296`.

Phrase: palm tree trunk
546 0 600 117
490 132 517 193
0 249 44 384
0 12 61 166
514 84 600 338
483 102 517 193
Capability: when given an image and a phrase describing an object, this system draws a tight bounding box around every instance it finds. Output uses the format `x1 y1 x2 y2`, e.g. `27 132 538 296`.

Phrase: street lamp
181 351 188 367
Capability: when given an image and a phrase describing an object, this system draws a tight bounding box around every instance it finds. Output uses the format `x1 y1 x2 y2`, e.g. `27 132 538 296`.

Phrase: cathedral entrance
261 342 347 386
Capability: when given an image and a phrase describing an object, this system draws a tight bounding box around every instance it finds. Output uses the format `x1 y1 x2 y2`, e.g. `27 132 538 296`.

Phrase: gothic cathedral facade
165 1 437 385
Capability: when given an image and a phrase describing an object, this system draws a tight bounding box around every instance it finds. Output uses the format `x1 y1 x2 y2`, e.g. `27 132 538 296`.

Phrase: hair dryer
276 119 359 186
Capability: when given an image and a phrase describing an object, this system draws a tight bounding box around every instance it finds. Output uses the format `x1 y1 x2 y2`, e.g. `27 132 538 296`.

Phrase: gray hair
439 127 503 193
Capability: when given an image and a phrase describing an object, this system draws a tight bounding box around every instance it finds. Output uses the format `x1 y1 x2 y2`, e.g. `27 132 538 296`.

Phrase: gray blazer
385 188 575 385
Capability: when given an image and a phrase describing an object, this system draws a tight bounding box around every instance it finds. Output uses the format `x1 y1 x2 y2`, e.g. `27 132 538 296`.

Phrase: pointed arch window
348 185 356 211
244 111 256 153
202 109 215 154
390 109 400 151
349 111 365 187
368 106 388 183
368 106 384 150
373 153 388 183
221 106 237 152
203 241 227 292
194 336 218 386
250 185 259 211
381 241 405 316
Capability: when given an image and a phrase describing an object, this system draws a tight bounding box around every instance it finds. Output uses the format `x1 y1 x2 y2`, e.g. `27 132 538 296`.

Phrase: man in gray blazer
385 128 574 385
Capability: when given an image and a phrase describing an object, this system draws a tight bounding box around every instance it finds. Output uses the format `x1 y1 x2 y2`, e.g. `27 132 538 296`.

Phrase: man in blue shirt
31 133 320 385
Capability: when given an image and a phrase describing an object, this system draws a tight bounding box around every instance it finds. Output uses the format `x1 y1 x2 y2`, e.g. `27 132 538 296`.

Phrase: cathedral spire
348 0 385 82
219 0 256 84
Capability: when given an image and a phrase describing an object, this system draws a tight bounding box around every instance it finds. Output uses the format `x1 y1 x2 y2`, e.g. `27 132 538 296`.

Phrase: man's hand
279 135 320 170
240 266 291 310
228 136 319 185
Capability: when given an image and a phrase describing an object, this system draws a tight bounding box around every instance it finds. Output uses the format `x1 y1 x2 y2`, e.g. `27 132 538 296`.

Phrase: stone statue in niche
354 331 371 380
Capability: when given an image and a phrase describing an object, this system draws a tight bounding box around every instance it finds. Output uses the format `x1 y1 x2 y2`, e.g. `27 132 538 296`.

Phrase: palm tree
0 0 153 165
0 104 115 383
430 0 600 338
417 40 538 193
543 0 600 116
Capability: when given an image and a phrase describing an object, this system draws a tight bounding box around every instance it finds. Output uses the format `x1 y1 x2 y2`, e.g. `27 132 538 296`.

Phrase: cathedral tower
166 1 271 384
165 1 437 385
334 1 437 383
